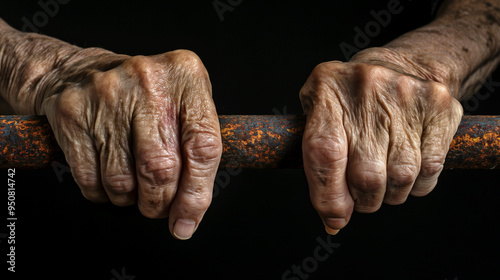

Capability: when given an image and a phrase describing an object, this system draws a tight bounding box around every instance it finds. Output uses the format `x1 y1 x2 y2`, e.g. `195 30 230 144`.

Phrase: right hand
40 49 222 240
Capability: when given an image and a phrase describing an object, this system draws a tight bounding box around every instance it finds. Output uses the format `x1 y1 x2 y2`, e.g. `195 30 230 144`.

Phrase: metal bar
0 115 499 169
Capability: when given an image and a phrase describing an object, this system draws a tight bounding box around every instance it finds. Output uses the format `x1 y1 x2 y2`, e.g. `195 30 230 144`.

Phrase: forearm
353 0 500 100
0 18 112 114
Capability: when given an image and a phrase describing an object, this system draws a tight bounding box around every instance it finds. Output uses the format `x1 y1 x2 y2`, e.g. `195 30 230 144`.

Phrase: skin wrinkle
302 0 491 219
0 1 499 237
313 5 500 229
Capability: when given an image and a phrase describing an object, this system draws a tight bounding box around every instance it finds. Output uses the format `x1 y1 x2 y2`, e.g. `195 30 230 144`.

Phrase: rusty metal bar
0 115 499 169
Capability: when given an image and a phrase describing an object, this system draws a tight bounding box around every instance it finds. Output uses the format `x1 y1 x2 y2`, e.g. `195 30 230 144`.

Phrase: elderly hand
40 50 222 240
300 48 463 234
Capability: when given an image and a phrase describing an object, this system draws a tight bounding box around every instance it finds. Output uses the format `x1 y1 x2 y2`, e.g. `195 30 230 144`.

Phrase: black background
1 0 500 279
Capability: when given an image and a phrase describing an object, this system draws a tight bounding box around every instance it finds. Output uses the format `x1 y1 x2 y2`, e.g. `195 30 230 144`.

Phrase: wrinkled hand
41 50 222 240
300 49 463 234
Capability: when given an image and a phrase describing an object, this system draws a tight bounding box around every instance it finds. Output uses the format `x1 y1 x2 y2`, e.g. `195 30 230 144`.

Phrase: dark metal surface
0 115 499 169
446 115 500 169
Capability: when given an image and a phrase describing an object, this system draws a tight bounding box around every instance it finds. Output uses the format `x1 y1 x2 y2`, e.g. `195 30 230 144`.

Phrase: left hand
299 48 463 234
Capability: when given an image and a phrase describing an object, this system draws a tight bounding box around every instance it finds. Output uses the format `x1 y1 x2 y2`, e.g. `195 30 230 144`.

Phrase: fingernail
325 225 340 235
323 218 345 235
173 219 196 240
324 218 346 230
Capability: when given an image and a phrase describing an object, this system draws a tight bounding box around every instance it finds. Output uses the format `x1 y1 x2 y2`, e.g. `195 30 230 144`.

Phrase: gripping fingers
384 130 421 205
302 105 354 234
346 129 388 213
133 111 181 219
167 79 222 239
168 130 222 240
42 91 108 203
98 135 137 206
412 90 463 196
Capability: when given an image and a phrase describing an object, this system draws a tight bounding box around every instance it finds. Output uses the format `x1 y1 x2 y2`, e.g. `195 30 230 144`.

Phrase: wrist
0 22 117 114
0 29 79 114
34 48 124 114
351 46 458 94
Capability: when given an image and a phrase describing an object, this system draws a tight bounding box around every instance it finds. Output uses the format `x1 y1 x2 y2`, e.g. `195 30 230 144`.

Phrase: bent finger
302 103 353 234
42 91 108 202
168 70 222 240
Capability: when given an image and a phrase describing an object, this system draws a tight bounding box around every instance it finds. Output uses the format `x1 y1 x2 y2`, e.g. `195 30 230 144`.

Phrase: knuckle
185 193 212 212
168 49 208 78
183 133 222 167
356 63 383 76
300 62 343 104
350 169 386 194
91 71 121 105
72 169 109 203
137 154 180 186
312 192 352 219
54 91 83 119
420 157 444 178
72 169 100 190
103 174 136 195
349 167 385 213
354 63 392 84
430 81 451 97
123 55 155 74
425 82 455 110
126 55 155 76
122 55 163 96
303 137 347 166
394 75 419 99
310 62 334 78
387 164 419 188
299 86 330 112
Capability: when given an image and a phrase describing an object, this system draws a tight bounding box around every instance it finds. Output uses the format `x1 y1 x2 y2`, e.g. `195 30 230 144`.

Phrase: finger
42 90 108 203
168 71 222 240
301 99 354 234
384 80 421 205
384 127 421 205
346 125 388 213
132 104 181 219
111 55 184 219
97 118 137 206
412 91 463 196
411 125 446 196
79 70 137 206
